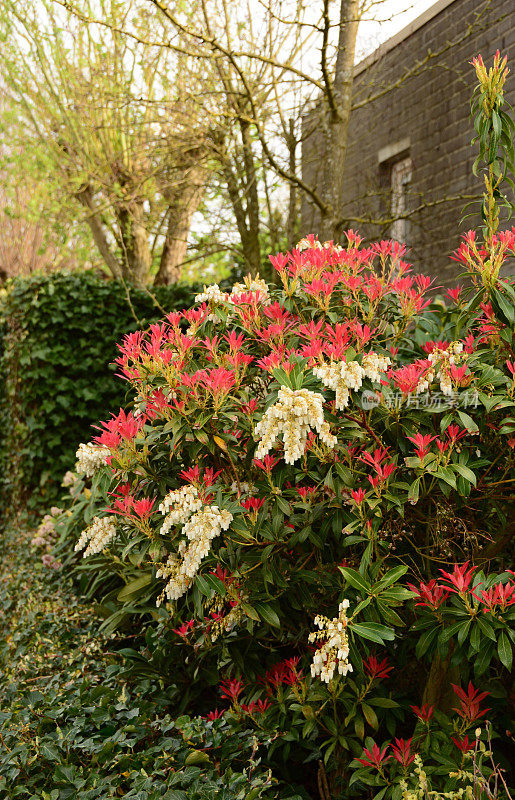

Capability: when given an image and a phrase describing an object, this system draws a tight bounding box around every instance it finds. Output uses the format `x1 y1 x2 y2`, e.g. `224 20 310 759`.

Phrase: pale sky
355 0 442 60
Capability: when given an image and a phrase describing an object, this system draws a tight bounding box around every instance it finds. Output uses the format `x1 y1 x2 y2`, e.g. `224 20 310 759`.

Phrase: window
390 156 412 245
377 138 412 246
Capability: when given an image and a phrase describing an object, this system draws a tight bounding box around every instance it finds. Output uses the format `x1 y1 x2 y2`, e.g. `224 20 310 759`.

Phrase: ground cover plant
0 519 305 800
40 53 515 798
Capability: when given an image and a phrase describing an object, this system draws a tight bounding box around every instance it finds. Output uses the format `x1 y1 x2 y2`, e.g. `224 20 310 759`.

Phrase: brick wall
301 0 515 285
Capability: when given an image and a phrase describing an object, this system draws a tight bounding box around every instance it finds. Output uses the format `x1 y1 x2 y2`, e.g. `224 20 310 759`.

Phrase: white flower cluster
427 340 464 366
297 237 323 251
427 341 466 396
156 505 233 604
195 277 270 309
297 237 343 253
231 480 256 497
361 352 391 384
313 353 390 409
75 442 110 477
62 470 77 488
230 277 270 304
308 599 353 683
313 360 364 409
415 372 434 394
75 516 117 557
195 284 230 304
254 386 336 464
159 485 202 535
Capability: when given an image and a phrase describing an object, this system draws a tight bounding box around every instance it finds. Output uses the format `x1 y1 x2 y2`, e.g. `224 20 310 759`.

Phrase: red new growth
473 582 515 612
205 708 225 720
452 735 475 753
452 682 490 723
172 619 195 641
439 562 476 594
363 655 393 680
407 579 450 610
220 677 244 704
410 704 434 722
356 742 391 769
391 738 416 768
407 433 437 460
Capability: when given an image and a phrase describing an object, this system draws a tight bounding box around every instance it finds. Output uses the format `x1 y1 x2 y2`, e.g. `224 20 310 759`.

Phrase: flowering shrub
51 55 514 797
51 228 515 792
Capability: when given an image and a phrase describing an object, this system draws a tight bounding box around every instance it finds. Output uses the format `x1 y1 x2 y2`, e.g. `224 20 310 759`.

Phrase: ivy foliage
0 271 197 510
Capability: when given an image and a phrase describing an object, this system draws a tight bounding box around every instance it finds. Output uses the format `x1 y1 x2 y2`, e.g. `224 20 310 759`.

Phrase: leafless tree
0 0 213 285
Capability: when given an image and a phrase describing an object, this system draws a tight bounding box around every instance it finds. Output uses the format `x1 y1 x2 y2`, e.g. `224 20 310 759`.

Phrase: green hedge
0 271 197 511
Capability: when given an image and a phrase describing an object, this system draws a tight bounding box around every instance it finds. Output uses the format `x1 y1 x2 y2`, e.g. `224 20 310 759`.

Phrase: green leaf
376 599 404 627
339 567 371 595
40 743 60 762
452 463 477 487
474 640 495 676
434 467 457 489
469 622 481 654
368 697 398 709
195 575 212 597
457 410 479 434
440 619 469 644
354 716 365 740
491 288 515 325
381 586 414 602
117 573 152 602
478 392 498 414
352 597 373 616
254 603 281 628
184 749 211 766
492 110 502 138
477 616 496 642
407 477 421 504
374 565 408 593
373 788 388 800
415 627 438 659
336 463 353 484
203 573 227 596
361 702 378 729
241 603 260 621
458 618 472 646
351 622 395 644
276 496 290 514
497 631 513 671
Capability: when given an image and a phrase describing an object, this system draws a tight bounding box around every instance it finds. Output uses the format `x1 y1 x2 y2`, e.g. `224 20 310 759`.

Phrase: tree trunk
319 0 360 243
117 202 152 287
154 163 206 285
241 228 262 276
286 117 298 249
76 186 122 279
239 118 262 275
422 647 460 713
222 157 262 277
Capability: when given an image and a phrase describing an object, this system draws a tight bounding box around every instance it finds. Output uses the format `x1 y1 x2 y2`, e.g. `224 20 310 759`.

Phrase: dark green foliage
0 520 304 800
0 271 197 511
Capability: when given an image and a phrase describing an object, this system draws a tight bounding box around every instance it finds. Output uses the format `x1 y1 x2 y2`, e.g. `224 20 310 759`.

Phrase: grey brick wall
301 0 515 285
